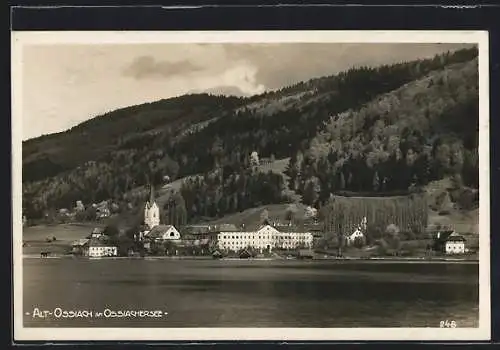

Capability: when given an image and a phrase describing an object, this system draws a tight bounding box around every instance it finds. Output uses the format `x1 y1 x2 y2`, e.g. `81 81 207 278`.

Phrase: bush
385 224 400 236
352 237 365 248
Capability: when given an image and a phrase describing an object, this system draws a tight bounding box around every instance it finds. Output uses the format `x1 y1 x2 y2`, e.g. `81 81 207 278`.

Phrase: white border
12 30 490 341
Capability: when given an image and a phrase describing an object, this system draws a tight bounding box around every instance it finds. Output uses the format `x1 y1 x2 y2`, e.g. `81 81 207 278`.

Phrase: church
140 185 181 242
144 184 160 230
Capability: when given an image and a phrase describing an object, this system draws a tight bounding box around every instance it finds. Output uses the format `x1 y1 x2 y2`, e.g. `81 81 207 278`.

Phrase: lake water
22 258 479 328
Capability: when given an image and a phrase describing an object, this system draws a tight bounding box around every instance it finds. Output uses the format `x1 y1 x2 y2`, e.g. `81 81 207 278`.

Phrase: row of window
219 235 312 240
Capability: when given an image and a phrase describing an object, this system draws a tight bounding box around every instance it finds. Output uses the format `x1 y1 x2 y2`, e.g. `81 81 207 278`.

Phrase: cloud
222 43 475 90
21 42 475 140
190 85 250 97
123 56 204 79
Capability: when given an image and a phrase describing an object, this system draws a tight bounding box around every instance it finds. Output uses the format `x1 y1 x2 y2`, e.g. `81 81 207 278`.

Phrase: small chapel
144 184 160 230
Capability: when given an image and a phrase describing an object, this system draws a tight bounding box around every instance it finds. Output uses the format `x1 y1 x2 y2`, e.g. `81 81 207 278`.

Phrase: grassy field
22 223 99 256
207 203 309 226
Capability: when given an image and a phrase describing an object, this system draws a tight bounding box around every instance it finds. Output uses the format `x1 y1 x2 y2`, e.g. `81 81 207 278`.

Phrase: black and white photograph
12 30 490 341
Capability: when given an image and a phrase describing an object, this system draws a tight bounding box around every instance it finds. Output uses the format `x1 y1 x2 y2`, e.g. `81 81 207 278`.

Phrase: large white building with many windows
217 224 313 252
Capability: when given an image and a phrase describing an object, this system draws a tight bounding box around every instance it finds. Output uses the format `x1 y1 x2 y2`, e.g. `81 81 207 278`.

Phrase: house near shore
144 225 181 242
216 224 313 252
71 238 90 255
433 230 467 255
90 227 105 239
346 217 367 246
87 238 118 257
71 238 117 257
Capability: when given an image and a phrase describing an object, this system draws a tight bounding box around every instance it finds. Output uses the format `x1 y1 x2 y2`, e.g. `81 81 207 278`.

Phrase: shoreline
22 254 479 263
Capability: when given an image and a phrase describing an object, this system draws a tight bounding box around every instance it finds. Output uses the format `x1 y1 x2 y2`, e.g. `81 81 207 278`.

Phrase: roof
88 238 115 247
434 230 456 242
273 225 302 233
304 223 324 231
146 225 176 239
92 227 105 234
72 238 89 246
216 224 239 232
184 225 211 234
446 234 466 242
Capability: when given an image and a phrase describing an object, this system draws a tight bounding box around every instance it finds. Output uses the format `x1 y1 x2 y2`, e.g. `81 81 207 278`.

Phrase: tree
385 224 400 238
372 171 380 192
339 172 346 190
285 204 298 225
104 224 120 237
302 181 318 206
260 209 270 225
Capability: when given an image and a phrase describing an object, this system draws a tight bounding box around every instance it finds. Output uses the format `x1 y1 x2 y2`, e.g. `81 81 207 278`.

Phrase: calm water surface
23 258 479 328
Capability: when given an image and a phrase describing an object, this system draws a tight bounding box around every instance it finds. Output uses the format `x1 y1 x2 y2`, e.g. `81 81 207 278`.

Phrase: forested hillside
290 58 479 208
22 47 479 225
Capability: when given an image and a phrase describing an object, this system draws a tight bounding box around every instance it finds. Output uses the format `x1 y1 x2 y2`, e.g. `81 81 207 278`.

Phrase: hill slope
22 47 479 226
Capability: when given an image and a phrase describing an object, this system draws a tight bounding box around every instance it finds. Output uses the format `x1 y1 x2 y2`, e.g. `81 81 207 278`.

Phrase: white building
346 217 367 246
90 227 105 238
217 224 313 252
444 234 466 255
346 228 365 245
87 239 118 257
144 185 160 229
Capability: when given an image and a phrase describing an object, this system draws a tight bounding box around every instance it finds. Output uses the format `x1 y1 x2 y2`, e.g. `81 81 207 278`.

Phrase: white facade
445 241 465 254
346 228 365 245
217 225 313 251
144 201 160 229
88 245 118 257
145 225 181 241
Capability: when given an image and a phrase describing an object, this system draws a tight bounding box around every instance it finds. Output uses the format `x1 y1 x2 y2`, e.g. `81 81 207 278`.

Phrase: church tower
144 184 160 229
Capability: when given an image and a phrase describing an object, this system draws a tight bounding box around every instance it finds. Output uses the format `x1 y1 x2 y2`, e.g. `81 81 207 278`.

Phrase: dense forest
288 58 479 209
22 47 479 225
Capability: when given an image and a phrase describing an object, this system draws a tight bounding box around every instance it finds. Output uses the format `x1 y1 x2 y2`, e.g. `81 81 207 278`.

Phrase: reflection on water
22 259 479 328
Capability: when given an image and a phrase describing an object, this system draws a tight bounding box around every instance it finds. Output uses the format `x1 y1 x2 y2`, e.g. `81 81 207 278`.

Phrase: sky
21 42 473 140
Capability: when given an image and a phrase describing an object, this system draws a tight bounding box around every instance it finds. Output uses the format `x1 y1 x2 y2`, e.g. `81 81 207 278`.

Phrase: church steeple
149 183 155 204
144 183 160 229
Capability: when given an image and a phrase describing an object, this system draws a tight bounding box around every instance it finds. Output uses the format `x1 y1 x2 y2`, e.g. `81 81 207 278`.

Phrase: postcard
12 30 490 341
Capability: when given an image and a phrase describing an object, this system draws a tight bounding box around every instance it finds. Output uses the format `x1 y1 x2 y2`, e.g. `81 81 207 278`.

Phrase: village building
144 225 181 242
216 224 313 252
89 227 105 239
303 222 325 240
138 185 183 251
144 185 160 230
87 238 118 257
346 217 367 246
75 200 85 212
93 201 111 219
433 230 467 255
71 238 90 255
71 238 117 257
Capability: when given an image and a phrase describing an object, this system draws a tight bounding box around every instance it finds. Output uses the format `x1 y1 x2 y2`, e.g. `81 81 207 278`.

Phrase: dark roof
72 238 89 246
88 238 115 247
146 225 176 239
216 224 239 232
304 223 324 231
434 230 456 242
274 225 302 233
183 225 212 234
446 235 466 242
